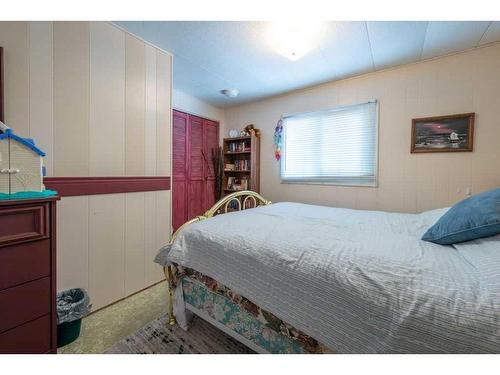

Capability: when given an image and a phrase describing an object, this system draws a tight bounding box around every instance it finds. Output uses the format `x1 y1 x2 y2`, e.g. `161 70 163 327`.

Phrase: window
281 101 378 186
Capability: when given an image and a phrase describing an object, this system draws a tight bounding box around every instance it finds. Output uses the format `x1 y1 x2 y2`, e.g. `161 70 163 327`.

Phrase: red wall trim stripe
44 176 170 197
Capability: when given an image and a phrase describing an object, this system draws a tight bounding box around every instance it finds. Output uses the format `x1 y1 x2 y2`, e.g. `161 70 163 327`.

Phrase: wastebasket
56 288 91 348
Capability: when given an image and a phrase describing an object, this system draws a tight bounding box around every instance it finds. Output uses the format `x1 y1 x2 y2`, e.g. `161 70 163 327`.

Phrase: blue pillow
422 188 500 245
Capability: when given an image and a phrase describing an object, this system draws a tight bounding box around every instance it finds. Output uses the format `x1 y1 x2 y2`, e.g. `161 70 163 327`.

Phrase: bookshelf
223 134 260 195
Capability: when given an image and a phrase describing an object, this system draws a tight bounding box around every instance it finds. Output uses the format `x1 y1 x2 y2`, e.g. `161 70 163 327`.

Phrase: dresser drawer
0 277 51 333
0 315 51 354
0 239 51 290
0 203 49 247
0 197 58 354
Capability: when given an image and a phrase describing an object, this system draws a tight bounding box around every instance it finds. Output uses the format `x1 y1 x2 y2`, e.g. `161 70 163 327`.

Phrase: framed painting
411 113 475 153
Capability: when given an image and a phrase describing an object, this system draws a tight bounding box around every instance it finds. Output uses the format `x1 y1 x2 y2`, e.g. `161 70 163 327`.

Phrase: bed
155 191 500 354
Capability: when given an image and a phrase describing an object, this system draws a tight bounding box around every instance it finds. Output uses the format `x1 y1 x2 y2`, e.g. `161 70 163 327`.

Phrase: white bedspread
166 202 500 353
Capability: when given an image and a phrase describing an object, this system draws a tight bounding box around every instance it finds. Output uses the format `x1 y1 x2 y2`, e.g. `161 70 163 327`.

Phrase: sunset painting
411 113 475 153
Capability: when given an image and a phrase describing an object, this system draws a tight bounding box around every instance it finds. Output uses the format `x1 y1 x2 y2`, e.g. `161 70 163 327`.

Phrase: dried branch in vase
212 145 224 201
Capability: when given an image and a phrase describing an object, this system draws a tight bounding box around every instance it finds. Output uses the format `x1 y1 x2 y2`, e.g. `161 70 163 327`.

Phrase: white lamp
266 21 326 61
220 89 239 98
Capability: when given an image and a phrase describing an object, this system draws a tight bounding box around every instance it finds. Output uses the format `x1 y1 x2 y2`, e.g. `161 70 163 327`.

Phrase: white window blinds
281 101 378 186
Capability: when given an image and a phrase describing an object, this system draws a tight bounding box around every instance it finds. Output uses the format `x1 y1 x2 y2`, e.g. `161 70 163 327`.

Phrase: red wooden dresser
0 196 59 354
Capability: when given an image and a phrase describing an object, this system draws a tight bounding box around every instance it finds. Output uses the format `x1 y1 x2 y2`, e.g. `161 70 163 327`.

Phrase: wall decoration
273 118 283 160
229 129 239 138
411 113 475 153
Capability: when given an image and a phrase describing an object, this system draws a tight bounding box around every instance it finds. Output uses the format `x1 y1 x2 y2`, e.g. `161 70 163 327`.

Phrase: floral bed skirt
172 264 330 354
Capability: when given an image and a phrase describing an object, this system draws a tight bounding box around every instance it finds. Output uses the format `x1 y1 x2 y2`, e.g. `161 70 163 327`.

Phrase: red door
172 110 220 231
203 119 219 210
172 111 188 231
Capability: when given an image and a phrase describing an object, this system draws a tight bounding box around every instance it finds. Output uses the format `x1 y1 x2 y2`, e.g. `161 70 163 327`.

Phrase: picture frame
411 113 475 153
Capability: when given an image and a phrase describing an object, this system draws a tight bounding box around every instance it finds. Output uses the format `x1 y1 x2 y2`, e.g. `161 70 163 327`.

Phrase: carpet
105 314 254 354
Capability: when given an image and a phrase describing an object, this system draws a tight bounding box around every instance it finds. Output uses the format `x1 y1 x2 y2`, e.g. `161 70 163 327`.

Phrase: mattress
164 202 500 353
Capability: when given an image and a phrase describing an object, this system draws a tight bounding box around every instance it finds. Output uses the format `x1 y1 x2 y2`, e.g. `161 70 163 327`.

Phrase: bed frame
163 190 272 326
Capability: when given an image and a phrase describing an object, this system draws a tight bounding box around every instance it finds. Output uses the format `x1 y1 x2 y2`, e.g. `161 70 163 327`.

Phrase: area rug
105 314 254 354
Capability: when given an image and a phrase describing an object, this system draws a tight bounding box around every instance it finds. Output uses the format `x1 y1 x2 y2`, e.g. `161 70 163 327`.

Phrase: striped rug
105 314 254 354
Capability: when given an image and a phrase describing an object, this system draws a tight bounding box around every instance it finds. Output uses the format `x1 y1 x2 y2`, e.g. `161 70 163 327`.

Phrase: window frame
280 101 379 187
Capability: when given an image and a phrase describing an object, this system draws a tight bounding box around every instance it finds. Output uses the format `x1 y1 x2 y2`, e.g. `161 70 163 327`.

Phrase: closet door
172 110 188 231
203 119 219 210
187 115 205 220
172 111 220 231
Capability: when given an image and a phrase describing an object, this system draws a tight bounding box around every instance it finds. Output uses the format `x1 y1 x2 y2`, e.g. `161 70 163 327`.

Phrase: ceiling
114 21 500 108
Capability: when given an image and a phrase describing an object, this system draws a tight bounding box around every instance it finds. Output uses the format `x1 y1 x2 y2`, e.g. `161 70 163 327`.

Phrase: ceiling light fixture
266 21 326 61
220 89 239 98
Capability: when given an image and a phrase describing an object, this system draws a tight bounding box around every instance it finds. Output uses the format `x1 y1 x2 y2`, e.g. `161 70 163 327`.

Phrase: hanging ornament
273 118 283 161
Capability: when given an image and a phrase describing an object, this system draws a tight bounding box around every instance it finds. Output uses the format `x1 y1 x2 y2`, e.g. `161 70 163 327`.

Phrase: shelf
225 151 251 155
224 136 251 142
222 132 259 194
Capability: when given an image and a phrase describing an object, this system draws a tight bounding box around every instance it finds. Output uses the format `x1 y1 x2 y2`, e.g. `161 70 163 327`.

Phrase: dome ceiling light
220 89 240 98
265 21 326 61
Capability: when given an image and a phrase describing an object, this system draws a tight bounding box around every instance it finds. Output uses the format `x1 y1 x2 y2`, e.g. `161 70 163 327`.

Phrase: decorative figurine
0 120 46 195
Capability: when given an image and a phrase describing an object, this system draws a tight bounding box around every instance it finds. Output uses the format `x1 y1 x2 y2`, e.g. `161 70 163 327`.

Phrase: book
226 176 249 191
228 159 250 171
228 141 247 153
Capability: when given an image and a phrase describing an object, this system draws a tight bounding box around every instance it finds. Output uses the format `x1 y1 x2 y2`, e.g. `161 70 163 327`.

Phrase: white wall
173 88 225 125
224 43 500 213
0 21 172 310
